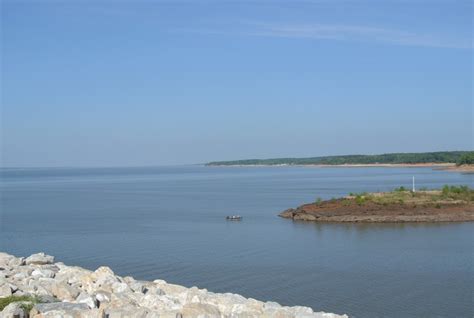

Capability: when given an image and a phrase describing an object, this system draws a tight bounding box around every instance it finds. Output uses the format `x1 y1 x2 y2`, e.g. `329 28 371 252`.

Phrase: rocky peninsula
0 252 347 318
279 186 474 223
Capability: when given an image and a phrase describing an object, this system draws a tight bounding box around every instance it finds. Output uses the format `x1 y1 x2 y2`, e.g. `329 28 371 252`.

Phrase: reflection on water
295 220 467 232
1 166 473 318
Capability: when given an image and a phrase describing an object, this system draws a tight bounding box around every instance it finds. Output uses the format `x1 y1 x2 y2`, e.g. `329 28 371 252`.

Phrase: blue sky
1 0 472 166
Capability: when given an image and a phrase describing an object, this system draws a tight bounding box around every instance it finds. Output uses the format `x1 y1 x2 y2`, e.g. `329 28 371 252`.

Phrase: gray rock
51 281 80 301
12 272 28 280
104 306 149 318
77 292 98 308
112 282 130 293
31 268 55 279
181 303 221 318
95 290 111 305
8 283 18 293
264 301 282 310
25 253 54 265
30 302 89 316
0 253 24 268
145 285 165 296
129 281 148 294
289 306 315 317
91 266 121 292
12 290 27 296
0 302 28 318
32 277 55 295
0 283 12 297
144 312 161 318
36 294 59 303
40 264 60 273
123 276 135 284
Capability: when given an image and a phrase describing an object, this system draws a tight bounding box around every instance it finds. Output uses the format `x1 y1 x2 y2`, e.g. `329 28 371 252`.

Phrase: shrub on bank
0 295 40 311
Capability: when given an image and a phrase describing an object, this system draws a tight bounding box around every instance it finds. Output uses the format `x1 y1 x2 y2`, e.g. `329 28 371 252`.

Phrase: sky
1 0 473 167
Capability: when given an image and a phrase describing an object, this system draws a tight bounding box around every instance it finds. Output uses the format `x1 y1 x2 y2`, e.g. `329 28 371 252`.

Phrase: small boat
226 215 242 221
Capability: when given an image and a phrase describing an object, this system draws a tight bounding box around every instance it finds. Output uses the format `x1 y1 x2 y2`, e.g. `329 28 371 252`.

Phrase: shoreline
436 164 474 173
207 163 474 173
207 163 456 168
279 189 474 223
0 252 347 318
205 152 473 168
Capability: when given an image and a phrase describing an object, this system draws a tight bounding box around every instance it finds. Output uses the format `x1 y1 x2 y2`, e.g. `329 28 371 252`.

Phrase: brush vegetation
346 185 473 206
0 295 41 311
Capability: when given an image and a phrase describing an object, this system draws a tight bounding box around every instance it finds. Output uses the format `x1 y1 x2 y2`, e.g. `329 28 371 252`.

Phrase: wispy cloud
250 23 472 49
178 22 472 49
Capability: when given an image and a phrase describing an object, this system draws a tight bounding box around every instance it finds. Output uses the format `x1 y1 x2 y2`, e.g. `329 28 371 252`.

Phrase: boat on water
226 215 242 221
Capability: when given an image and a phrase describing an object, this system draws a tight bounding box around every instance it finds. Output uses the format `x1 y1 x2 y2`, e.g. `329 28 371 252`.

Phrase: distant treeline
206 151 474 166
457 152 474 165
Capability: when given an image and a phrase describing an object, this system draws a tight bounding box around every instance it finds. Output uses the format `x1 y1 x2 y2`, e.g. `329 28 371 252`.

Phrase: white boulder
25 253 54 265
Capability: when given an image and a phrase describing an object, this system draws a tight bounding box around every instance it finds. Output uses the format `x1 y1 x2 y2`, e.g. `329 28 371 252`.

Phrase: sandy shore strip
436 164 474 173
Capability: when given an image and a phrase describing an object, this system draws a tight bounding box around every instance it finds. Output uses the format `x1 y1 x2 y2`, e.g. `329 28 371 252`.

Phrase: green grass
0 295 40 311
394 186 407 192
355 195 367 206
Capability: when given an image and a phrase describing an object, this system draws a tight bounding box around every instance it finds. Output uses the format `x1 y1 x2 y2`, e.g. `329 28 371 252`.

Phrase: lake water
0 166 472 317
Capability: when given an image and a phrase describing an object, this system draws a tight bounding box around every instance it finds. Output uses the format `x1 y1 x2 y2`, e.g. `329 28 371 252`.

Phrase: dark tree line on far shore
207 151 474 166
456 152 474 166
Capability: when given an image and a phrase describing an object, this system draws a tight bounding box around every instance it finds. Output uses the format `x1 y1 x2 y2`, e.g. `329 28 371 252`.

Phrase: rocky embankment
0 252 347 318
279 200 474 222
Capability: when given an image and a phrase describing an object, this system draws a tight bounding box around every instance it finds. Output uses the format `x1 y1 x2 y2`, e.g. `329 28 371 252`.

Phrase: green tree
457 152 474 166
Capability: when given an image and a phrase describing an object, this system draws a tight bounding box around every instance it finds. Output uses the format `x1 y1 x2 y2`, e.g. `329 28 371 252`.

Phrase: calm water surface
1 166 473 317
